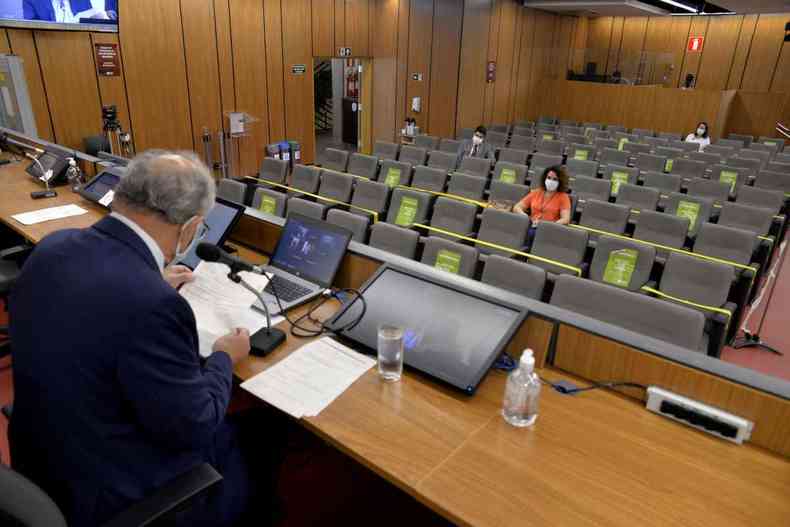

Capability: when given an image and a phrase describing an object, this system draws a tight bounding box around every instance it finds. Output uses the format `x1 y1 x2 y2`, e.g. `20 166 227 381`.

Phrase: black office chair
0 461 222 527
0 244 28 361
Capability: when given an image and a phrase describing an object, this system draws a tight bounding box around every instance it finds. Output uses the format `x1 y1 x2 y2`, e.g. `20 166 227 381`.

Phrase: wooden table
2 163 789 526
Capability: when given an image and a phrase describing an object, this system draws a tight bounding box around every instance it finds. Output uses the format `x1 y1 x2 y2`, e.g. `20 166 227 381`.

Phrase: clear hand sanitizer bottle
502 349 541 427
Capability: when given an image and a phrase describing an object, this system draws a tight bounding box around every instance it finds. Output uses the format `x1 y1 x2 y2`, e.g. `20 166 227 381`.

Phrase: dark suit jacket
9 216 234 526
23 0 116 21
457 139 495 160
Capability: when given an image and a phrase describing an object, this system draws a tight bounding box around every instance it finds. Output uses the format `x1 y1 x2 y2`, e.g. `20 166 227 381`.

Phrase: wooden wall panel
282 0 316 164
772 43 790 95
264 0 287 141
405 0 433 131
346 0 370 57
229 0 270 176
0 29 8 53
728 91 790 139
371 0 398 57
481 0 501 126
727 15 758 90
513 9 535 122
491 0 518 125
695 16 741 91
679 16 709 88
570 15 587 73
91 33 132 151
741 14 787 92
213 0 238 175
605 17 624 76
427 0 462 138
506 9 525 125
180 0 223 160
371 0 399 141
394 0 410 135
455 0 491 130
334 0 346 50
35 31 103 150
616 17 647 81
119 0 192 151
585 16 612 76
312 0 335 57
7 29 54 141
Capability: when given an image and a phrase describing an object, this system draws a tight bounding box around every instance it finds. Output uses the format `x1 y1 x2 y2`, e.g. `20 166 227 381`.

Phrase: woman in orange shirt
513 165 572 245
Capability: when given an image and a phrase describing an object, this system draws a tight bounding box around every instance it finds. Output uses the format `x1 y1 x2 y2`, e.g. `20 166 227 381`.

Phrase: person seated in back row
513 165 571 246
458 125 495 160
685 121 710 152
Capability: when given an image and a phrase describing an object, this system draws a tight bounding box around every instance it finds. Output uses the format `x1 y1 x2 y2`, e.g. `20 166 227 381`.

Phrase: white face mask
472 135 484 146
697 127 706 136
545 179 559 192
171 216 207 264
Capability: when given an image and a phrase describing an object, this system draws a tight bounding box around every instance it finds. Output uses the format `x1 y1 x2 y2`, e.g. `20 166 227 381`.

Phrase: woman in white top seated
685 121 710 152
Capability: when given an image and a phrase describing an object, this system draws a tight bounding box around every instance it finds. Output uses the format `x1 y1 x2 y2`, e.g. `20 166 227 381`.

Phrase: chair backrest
290 165 321 195
766 161 790 174
489 180 529 206
439 138 462 154
657 131 681 141
489 123 510 134
737 148 771 166
571 175 611 202
487 131 509 148
606 124 627 133
736 186 784 215
643 136 669 150
351 179 390 215
664 192 713 237
568 143 595 162
373 140 400 160
386 188 432 226
614 132 639 145
538 116 556 125
535 138 565 156
457 128 474 140
457 156 492 178
616 184 659 212
411 165 448 192
726 156 762 172
399 145 429 166
550 274 705 351
287 197 326 219
688 151 722 166
622 142 652 156
369 222 420 259
717 202 773 236
420 237 479 278
599 147 629 166
632 128 654 137
323 148 350 172
476 207 531 256
326 209 369 243
497 147 530 165
582 121 603 130
633 209 689 250
530 153 562 170
641 171 682 194
216 179 246 204
530 222 589 276
676 140 702 153
589 235 656 291
414 134 440 150
560 125 583 137
347 153 380 179
447 172 487 200
694 222 755 267
727 133 752 148
601 164 638 197
668 158 706 180
565 133 588 145
776 152 790 164
579 199 630 235
685 178 730 205
704 144 735 157
559 119 578 127
536 128 557 141
0 464 68 527
429 197 478 238
260 157 289 184
758 136 786 152
427 150 458 171
708 164 753 196
754 170 790 193
481 255 546 300
717 138 745 150
655 146 684 161
634 153 667 173
379 159 413 187
492 161 527 185
660 252 733 313
749 142 779 158
507 135 535 152
252 187 287 217
593 138 617 152
512 125 534 137
566 158 598 178
319 169 354 202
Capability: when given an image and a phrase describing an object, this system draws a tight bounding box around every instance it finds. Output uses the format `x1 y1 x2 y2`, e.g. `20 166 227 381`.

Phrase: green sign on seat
435 249 461 274
385 167 402 188
395 196 418 226
574 149 589 161
719 170 738 193
602 248 638 288
618 138 629 151
676 200 700 234
610 170 630 196
259 195 277 215
665 158 674 172
499 168 517 184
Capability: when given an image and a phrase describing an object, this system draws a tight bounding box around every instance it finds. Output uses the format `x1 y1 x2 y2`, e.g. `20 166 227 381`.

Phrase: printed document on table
179 261 283 357
241 337 376 418
12 204 88 226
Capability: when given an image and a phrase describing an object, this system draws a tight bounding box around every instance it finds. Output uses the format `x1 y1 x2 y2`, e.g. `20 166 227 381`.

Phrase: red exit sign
687 36 704 52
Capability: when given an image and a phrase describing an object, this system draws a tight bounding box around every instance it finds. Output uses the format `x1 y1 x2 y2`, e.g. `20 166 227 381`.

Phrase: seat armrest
101 464 222 527
0 245 31 261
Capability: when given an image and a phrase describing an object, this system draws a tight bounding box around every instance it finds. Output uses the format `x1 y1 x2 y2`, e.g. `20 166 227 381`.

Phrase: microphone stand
227 269 286 356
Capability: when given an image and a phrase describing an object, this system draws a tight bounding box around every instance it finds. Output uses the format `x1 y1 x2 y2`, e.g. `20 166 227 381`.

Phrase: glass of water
377 325 404 382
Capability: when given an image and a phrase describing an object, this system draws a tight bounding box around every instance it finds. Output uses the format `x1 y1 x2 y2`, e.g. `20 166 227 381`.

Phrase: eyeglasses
195 220 210 242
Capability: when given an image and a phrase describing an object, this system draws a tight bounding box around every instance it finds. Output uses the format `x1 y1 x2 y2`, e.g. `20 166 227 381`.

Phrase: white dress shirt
110 212 166 272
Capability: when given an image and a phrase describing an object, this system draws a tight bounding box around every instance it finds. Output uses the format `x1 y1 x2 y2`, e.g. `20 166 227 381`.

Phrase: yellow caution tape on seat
413 223 583 276
641 285 732 334
396 185 490 209
244 176 379 223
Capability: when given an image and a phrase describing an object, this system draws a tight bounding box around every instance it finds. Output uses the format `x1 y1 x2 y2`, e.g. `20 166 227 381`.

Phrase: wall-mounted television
0 1 118 32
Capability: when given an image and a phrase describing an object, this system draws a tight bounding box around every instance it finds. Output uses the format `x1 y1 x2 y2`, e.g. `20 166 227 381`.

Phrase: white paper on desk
179 261 283 358
241 337 375 419
11 204 88 226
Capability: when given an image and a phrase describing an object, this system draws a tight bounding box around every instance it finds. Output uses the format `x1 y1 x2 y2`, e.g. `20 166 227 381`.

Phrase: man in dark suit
24 0 117 22
457 125 496 160
9 151 266 527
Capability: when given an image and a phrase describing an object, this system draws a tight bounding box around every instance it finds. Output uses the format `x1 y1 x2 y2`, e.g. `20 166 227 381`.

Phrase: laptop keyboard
265 274 312 303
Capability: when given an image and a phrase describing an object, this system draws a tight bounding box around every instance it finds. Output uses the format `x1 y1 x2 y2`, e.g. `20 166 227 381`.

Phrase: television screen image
0 0 118 29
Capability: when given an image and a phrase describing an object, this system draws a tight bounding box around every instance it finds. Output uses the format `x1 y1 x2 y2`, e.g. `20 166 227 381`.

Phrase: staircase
315 61 333 132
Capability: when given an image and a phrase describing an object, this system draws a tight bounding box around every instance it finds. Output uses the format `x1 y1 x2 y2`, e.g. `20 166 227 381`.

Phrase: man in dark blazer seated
457 125 496 162
9 151 268 527
24 0 118 22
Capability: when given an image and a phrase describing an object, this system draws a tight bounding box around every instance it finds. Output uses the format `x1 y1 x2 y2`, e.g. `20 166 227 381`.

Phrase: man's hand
213 328 251 364
163 264 195 289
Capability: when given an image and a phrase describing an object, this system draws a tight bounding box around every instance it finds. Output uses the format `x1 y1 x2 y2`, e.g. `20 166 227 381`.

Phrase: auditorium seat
512 126 534 137
481 255 546 300
411 166 447 192
571 176 610 210
622 142 652 159
582 121 602 130
326 209 369 243
487 131 509 149
736 186 785 215
685 178 730 207
758 136 785 152
727 157 762 175
606 124 626 134
538 116 556 125
593 138 617 155
491 162 526 185
508 135 535 152
421 237 479 278
369 222 420 259
323 148 350 172
674 141 702 154
566 158 598 178
287 197 326 220
535 138 565 156
414 134 440 150
657 132 681 141
428 197 478 239
643 136 669 151
709 164 753 198
568 143 595 162
386 188 432 227
601 164 638 196
530 222 588 278
633 153 667 174
489 124 510 134
319 170 354 203
616 184 659 214
716 138 745 150
560 125 583 137
613 132 639 145
528 153 563 180
558 119 578 127
373 141 399 160
427 150 459 172
655 146 684 163
439 138 462 154
489 180 528 206
694 223 755 270
252 187 286 217
498 147 530 165
579 200 630 238
717 202 774 238
765 161 790 174
350 179 389 218
550 274 705 352
379 159 413 187
456 128 474 140
475 207 530 257
216 179 246 204
632 210 689 263
565 133 588 145
347 153 379 179
705 144 735 158
727 133 752 148
457 156 491 179
776 153 790 164
631 128 654 138
289 165 321 196
754 170 790 193
689 151 722 166
536 127 557 141
447 173 487 200
260 157 289 185
664 193 713 238
598 147 629 169
398 145 429 166
737 148 772 168
641 171 682 206
589 235 656 292
667 158 706 181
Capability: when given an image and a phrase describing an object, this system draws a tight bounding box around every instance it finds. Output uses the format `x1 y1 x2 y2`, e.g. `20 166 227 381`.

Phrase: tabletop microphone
195 242 263 275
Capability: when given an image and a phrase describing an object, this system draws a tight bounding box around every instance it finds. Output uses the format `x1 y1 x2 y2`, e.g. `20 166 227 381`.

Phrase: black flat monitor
327 264 527 394
178 197 245 270
78 166 126 207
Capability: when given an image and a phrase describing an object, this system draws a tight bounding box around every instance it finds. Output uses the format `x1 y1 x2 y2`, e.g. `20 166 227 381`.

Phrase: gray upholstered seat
566 158 598 178
754 170 790 193
489 181 529 206
290 165 321 196
634 153 667 174
369 222 420 259
347 153 379 179
414 134 440 150
457 156 491 179
657 131 681 141
757 136 785 152
447 173 486 200
399 145 429 166
663 192 713 238
427 150 459 171
705 145 735 158
717 202 774 237
688 151 722 166
492 162 527 185
736 186 785 215
456 128 474 140
529 222 588 277
439 138 462 154
326 209 369 243
350 179 389 217
497 147 529 165
385 188 432 227
487 131 509 149
216 179 246 204
252 187 286 217
726 134 751 148
475 208 530 256
373 140 400 160
428 197 478 239
412 166 448 192
589 235 656 291
579 199 630 236
598 147 629 168
601 164 638 197
259 157 289 185
641 170 682 196
694 222 755 268
616 184 659 212
420 237 479 278
481 255 546 300
726 156 762 172
572 175 611 206
287 197 326 220
490 124 510 134
528 153 562 179
323 148 350 172
766 161 790 173
318 170 354 202
535 138 565 156
567 143 595 162
632 210 689 260
668 158 706 180
632 128 654 137
737 148 771 167
685 178 730 206
378 159 413 188
708 164 753 198
507 136 535 153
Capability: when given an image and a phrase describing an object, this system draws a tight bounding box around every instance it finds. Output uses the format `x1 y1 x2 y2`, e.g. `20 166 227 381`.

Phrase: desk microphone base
250 327 286 357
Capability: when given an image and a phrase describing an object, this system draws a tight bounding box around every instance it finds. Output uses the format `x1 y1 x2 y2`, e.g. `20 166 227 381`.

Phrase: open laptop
177 197 245 270
253 213 352 316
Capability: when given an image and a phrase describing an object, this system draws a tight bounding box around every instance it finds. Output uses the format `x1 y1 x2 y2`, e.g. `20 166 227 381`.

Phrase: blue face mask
171 216 208 264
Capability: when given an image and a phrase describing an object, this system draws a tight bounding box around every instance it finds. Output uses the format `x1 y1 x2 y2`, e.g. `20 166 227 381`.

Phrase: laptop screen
269 214 352 287
179 198 244 270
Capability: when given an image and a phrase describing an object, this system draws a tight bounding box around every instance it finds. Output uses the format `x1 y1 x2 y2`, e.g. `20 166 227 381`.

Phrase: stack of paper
179 261 283 357
241 337 375 418
12 204 88 225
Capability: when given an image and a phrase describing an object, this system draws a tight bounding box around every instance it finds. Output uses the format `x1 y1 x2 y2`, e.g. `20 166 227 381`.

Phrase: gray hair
114 150 216 224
